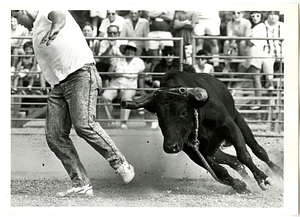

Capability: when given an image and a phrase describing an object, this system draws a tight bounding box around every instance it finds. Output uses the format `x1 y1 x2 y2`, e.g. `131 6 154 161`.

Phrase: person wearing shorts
102 41 145 129
147 11 174 70
245 11 275 110
194 10 221 67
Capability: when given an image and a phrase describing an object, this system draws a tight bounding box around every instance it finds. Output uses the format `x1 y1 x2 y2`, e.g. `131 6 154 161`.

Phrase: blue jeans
45 63 126 187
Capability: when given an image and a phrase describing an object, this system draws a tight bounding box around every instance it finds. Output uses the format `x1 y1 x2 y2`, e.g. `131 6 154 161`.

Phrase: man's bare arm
40 11 66 46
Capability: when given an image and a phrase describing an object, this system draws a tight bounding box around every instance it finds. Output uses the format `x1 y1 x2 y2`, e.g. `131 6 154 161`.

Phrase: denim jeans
45 63 126 187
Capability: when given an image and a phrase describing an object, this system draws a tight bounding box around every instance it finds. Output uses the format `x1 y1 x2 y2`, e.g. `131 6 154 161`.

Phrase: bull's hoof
258 177 274 191
232 179 252 194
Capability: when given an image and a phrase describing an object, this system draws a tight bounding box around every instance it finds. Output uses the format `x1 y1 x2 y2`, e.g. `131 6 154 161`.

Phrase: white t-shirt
264 20 284 57
194 63 214 74
250 23 268 47
99 15 125 35
32 10 95 85
109 57 145 89
11 24 29 47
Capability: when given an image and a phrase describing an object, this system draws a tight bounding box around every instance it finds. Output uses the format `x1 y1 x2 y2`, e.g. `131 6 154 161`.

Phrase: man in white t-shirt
98 10 125 37
11 10 135 197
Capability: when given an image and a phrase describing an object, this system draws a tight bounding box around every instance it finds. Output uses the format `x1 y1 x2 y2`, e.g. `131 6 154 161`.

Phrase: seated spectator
194 50 214 74
264 11 284 87
144 45 195 88
244 11 283 110
102 41 145 129
98 10 125 37
82 22 100 57
147 11 175 70
150 46 179 86
172 11 198 59
11 16 29 72
223 11 251 72
194 10 221 68
120 10 150 56
11 41 45 94
96 25 124 87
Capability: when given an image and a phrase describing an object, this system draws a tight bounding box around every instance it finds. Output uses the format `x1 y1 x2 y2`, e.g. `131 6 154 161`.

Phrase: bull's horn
186 87 208 102
121 93 154 109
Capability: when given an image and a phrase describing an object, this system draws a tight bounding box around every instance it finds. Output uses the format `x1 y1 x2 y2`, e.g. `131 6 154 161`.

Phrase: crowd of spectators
11 10 284 125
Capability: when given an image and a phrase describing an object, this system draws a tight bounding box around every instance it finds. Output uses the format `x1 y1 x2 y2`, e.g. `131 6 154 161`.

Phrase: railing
10 35 284 133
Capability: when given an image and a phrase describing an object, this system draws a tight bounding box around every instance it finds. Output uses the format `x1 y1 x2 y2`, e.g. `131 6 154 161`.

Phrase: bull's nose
163 142 181 154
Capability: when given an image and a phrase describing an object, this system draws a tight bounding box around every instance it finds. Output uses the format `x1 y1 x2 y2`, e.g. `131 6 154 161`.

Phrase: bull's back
160 72 236 116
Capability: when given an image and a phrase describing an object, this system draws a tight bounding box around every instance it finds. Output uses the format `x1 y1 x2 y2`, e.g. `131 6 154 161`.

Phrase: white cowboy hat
119 41 141 55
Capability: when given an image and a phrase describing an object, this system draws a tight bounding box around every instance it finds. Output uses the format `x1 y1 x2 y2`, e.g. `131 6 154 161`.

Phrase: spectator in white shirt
98 10 125 37
102 41 145 129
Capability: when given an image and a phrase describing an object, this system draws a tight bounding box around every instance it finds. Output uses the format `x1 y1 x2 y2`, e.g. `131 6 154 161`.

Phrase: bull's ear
186 87 208 102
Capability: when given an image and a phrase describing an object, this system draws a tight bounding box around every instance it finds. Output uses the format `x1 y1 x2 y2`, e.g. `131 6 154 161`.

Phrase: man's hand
40 28 60 46
40 11 66 46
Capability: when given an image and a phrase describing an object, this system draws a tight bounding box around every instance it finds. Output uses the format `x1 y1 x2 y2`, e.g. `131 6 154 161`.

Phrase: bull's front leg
225 122 273 191
213 148 249 178
183 146 251 194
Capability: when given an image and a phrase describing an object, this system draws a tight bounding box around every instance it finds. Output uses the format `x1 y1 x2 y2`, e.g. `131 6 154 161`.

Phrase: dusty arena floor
11 175 283 208
10 124 284 208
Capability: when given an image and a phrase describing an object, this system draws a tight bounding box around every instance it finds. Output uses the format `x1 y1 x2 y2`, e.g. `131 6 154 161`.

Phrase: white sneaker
120 123 128 129
116 162 135 184
57 184 93 197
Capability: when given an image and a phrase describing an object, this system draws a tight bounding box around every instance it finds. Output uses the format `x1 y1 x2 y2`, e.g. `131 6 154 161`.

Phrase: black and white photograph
3 1 299 217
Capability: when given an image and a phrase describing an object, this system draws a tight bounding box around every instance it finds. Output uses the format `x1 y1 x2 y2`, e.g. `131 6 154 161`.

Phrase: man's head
267 11 280 25
107 10 117 23
231 11 244 22
23 41 34 54
162 46 175 66
107 25 120 37
11 10 38 30
11 16 18 30
130 10 140 22
82 22 93 37
196 49 209 67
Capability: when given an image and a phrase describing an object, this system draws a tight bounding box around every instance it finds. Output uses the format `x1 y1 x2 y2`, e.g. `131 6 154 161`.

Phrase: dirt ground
10 134 284 208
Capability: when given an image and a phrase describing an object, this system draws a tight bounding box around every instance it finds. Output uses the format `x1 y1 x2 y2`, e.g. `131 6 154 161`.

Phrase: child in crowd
194 49 214 74
11 41 45 94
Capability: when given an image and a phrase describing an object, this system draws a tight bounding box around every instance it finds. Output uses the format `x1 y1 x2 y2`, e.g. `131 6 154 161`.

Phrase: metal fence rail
10 35 284 133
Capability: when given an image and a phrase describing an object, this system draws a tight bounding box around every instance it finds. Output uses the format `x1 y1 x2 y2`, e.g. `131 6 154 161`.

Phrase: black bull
121 71 283 193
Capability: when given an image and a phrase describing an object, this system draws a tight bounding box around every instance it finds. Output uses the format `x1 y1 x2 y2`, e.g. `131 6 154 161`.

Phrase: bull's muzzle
163 141 182 154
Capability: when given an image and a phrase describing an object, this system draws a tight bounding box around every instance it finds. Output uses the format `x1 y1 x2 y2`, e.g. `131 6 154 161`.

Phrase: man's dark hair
23 41 33 50
162 46 176 56
82 22 93 30
107 25 120 32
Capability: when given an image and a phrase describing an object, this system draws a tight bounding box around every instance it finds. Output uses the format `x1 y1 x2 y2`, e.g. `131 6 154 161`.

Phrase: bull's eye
181 111 187 118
